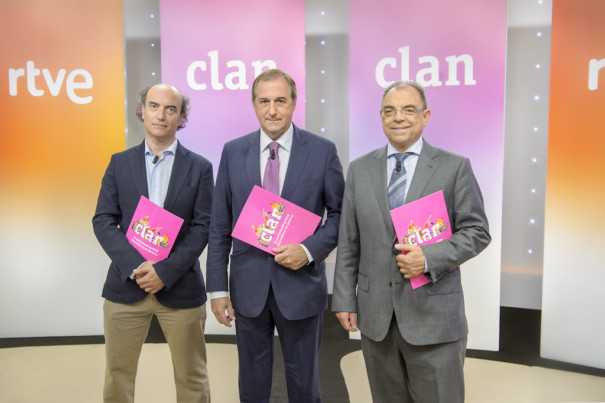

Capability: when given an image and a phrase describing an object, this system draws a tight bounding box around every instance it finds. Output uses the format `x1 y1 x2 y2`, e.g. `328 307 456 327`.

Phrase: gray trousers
361 315 466 403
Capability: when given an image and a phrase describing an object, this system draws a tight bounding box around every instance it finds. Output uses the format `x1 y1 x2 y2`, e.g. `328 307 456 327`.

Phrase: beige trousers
103 295 210 403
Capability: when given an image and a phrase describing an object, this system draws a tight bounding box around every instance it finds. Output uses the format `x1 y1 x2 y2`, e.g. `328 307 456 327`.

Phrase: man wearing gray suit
332 81 490 402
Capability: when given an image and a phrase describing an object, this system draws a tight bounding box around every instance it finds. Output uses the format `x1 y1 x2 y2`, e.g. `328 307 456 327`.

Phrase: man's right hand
335 311 358 332
211 297 236 327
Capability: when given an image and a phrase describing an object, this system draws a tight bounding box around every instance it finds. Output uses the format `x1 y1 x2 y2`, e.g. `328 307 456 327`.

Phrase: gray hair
381 81 427 110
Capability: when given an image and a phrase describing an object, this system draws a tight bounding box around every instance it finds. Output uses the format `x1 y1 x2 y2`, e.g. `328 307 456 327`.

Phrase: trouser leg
234 300 275 403
103 297 153 403
155 297 211 403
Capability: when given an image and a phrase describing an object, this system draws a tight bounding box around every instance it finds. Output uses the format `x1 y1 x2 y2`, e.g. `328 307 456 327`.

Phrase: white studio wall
501 0 552 310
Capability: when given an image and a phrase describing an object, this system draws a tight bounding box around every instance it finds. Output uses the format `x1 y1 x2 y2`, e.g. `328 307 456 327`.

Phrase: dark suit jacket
332 141 491 345
206 125 345 320
93 141 214 309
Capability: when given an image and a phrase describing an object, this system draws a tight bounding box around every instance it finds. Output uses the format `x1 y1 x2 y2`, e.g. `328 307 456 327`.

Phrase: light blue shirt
145 139 178 208
129 139 178 278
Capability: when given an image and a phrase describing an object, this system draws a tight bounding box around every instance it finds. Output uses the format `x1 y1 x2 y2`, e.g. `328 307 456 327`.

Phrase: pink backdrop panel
349 0 506 351
349 0 506 189
160 0 306 174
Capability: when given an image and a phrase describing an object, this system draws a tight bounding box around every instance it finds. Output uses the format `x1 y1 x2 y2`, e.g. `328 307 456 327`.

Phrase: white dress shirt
209 124 313 300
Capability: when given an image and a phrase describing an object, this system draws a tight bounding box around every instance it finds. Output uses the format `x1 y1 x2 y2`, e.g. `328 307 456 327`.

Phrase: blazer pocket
425 269 462 295
358 273 369 292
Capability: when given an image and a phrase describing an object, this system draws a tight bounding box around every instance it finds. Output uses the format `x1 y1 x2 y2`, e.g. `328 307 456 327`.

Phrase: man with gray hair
207 69 344 402
332 81 490 402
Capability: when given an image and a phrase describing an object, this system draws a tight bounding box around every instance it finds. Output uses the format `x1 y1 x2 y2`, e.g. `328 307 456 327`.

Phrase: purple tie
263 142 280 195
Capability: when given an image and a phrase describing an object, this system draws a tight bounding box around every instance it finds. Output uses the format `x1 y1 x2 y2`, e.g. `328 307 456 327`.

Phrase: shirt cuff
300 244 314 264
208 291 229 300
129 262 145 280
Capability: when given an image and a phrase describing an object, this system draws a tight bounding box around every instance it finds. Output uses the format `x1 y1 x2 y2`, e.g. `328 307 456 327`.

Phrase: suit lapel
406 141 439 203
164 143 192 210
129 143 148 199
243 131 262 190
281 126 308 199
369 146 397 238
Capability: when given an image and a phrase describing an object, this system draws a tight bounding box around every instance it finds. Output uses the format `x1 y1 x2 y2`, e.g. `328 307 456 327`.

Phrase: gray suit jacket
331 141 490 345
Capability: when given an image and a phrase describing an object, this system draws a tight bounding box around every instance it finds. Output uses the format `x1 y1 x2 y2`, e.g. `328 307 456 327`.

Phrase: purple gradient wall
349 0 506 350
160 0 306 175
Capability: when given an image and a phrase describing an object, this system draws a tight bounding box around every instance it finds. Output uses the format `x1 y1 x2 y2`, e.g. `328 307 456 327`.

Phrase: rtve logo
8 61 93 104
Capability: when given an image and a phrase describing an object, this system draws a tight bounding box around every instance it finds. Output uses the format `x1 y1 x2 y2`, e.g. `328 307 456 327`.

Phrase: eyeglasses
380 106 425 118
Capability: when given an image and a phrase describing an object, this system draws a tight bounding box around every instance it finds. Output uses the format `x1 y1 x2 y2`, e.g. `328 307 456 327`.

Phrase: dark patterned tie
388 152 411 209
263 142 280 195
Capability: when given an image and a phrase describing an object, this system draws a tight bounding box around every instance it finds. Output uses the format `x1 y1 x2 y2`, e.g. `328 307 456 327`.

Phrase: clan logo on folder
232 186 321 255
390 190 452 289
126 196 184 261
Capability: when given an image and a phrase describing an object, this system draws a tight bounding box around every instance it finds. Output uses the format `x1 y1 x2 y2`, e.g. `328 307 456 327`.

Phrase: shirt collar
260 123 293 153
387 136 423 158
145 138 178 156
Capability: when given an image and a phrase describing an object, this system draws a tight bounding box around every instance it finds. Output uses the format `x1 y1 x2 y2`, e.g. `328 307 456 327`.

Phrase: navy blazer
93 141 214 309
206 126 345 320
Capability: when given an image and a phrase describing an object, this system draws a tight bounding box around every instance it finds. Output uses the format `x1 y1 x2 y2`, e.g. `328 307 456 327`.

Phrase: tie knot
394 152 411 162
269 142 279 152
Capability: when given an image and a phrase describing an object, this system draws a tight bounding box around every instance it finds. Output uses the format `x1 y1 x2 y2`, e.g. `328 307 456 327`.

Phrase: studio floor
1 342 605 402
2 308 605 402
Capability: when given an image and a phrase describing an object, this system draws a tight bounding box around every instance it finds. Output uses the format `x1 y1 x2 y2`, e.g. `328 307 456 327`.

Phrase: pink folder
126 196 184 262
390 190 452 289
232 186 321 255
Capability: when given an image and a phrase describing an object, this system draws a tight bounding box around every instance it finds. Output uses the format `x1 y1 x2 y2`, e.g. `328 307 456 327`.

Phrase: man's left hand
134 261 165 294
273 244 309 270
395 244 426 279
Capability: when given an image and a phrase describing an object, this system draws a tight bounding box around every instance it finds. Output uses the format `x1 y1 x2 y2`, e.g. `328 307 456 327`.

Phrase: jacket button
265 257 270 263
389 281 392 287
